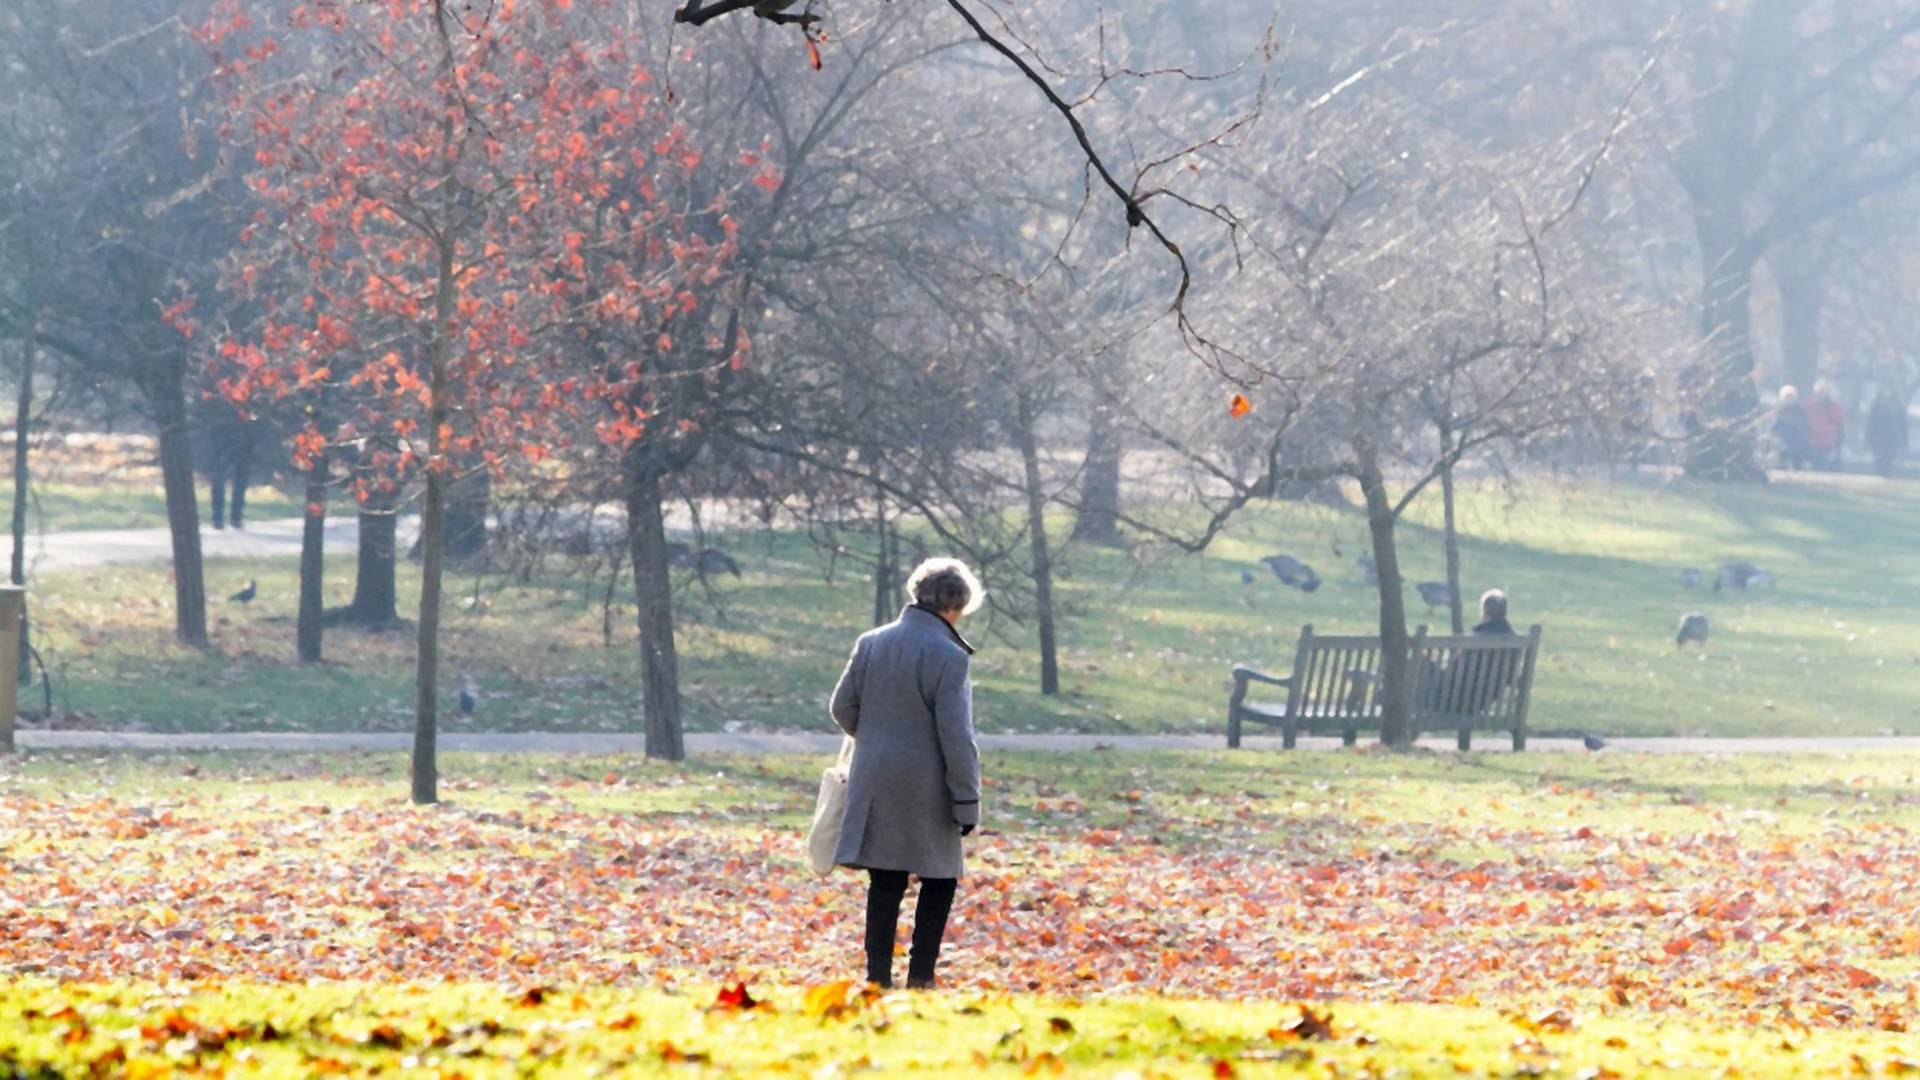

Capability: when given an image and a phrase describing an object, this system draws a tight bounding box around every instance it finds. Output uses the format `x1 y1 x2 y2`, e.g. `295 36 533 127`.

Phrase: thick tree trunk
1438 425 1464 636
297 454 327 664
151 359 208 648
330 495 402 628
1681 206 1766 480
1775 254 1823 395
624 452 684 760
11 341 31 678
1015 395 1060 696
1070 403 1122 546
1359 458 1412 747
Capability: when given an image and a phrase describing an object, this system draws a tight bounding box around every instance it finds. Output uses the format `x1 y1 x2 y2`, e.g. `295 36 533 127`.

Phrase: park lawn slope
22 472 1920 737
3 980 1916 1078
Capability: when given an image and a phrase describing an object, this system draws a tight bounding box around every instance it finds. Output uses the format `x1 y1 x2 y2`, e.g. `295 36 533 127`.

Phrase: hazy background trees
4 0 1919 758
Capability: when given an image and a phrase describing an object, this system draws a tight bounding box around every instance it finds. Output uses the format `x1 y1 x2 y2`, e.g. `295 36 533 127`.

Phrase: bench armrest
1231 665 1292 688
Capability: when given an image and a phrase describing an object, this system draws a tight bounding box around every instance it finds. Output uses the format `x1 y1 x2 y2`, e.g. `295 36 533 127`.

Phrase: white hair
905 557 985 616
1480 588 1508 620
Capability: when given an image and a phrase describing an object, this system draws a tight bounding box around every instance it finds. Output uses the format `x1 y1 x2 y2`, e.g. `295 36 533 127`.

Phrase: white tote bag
804 737 856 878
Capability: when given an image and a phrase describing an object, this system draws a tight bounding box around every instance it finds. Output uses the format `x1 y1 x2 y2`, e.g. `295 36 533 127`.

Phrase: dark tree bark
624 451 684 760
10 341 31 679
296 453 328 664
1775 252 1824 395
1359 455 1413 747
1015 393 1060 696
410 192 460 804
331 493 402 628
1070 402 1122 546
412 452 444 804
871 494 900 626
150 357 209 648
1680 205 1767 480
1438 425 1465 636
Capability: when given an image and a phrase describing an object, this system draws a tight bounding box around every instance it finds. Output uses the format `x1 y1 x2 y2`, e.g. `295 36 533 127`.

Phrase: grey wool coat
829 605 981 880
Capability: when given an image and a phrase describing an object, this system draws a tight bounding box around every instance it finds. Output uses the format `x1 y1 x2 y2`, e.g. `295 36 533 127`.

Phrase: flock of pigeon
1673 560 1775 649
1244 552 1778 655
1251 552 1460 614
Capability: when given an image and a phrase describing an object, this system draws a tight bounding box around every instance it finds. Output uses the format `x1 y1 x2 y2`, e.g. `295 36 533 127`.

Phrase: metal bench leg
1283 721 1297 750
1457 728 1471 751
1227 708 1242 750
1342 728 1357 747
1511 728 1526 752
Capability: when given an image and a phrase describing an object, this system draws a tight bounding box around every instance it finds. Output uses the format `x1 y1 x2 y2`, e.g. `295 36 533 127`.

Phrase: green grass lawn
2 749 1916 1076
23 471 1920 737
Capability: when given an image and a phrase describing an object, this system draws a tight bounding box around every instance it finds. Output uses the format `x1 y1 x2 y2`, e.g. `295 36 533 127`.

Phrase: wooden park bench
1227 623 1542 750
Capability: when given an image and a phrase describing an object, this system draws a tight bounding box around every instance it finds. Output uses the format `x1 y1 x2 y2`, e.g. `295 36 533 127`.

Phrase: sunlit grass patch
1 980 1915 1077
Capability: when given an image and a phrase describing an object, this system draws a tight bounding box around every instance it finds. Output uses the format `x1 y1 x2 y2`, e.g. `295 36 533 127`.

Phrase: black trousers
210 465 249 529
865 869 956 988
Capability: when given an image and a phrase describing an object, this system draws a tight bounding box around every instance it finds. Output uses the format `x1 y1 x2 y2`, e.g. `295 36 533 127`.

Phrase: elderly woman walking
829 558 983 990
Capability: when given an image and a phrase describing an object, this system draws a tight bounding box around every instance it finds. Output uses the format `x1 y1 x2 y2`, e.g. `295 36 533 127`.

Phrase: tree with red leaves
204 0 752 795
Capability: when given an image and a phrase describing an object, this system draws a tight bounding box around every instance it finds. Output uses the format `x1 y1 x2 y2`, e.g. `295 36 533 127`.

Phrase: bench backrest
1284 623 1542 727
1283 625 1388 720
1409 625 1542 729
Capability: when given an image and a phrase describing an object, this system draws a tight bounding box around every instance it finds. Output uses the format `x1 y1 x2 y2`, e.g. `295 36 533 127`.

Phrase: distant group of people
1771 379 1910 476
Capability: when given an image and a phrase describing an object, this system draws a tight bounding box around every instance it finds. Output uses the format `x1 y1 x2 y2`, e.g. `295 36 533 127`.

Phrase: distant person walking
1866 385 1909 478
197 408 264 530
1772 385 1813 471
1805 379 1846 471
829 558 984 990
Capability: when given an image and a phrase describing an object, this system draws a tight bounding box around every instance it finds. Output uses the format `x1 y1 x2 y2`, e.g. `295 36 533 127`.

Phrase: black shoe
906 975 936 991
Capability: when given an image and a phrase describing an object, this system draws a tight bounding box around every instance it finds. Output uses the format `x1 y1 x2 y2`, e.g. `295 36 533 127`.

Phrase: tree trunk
624 451 684 760
411 219 460 804
296 453 328 664
1359 457 1412 746
1070 402 1122 545
10 341 31 679
151 358 208 648
331 494 402 628
1439 426 1464 636
1681 205 1766 480
1775 253 1823 395
413 453 444 804
1016 394 1060 696
871 494 898 626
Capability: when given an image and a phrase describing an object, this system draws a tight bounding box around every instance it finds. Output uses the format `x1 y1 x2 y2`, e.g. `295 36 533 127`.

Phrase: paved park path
13 730 1918 755
32 516 382 574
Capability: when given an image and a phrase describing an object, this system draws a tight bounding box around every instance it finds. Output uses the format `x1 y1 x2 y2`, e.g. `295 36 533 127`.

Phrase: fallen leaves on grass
0 757 1917 1044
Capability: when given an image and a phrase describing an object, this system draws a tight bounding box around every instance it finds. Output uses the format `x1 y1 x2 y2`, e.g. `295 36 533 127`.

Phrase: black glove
959 823 976 837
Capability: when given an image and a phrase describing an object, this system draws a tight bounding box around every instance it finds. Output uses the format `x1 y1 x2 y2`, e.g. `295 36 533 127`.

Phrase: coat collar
904 603 975 654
